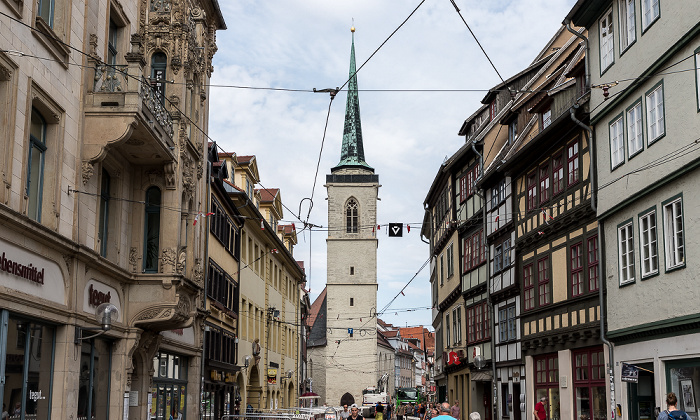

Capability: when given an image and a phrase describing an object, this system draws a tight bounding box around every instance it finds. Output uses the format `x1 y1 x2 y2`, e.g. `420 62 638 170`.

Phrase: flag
193 212 214 225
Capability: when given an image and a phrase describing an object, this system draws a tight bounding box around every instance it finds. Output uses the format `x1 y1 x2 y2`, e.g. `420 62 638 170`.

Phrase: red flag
377 225 381 230
407 225 411 233
401 291 405 296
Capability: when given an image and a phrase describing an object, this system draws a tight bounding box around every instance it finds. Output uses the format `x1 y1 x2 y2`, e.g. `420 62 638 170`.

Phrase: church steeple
333 26 374 173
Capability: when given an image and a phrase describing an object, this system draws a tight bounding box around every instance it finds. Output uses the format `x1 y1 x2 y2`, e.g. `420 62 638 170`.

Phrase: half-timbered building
499 27 607 420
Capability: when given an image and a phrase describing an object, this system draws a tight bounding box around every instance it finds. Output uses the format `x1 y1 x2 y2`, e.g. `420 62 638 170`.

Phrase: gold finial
351 18 355 32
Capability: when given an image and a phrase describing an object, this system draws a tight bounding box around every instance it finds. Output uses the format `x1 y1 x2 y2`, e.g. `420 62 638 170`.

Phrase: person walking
397 403 405 420
658 392 691 420
450 401 460 420
350 404 364 420
431 403 454 420
533 396 547 420
376 403 384 420
341 405 351 420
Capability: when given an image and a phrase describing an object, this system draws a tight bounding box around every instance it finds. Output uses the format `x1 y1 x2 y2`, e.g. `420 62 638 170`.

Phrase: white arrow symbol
391 226 401 235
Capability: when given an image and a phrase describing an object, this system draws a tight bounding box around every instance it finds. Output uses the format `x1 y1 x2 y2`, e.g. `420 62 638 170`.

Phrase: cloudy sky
209 0 578 329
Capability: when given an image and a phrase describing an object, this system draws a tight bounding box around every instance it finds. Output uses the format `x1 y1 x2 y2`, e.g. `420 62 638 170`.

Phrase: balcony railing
140 76 174 138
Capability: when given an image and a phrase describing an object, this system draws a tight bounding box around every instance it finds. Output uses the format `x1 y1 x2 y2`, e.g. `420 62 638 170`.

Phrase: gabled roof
307 287 327 347
256 188 279 203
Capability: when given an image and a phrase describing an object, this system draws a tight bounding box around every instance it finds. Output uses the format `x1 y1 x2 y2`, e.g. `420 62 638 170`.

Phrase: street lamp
75 302 119 344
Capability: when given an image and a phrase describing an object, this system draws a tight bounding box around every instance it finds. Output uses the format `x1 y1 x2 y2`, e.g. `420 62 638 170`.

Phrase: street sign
388 223 403 237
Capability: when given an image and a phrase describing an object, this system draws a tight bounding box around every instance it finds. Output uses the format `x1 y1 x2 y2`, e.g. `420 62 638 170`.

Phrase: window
527 172 537 211
572 348 606 420
490 101 497 121
494 239 511 274
618 221 635 284
461 165 479 201
440 254 444 286
98 169 110 257
452 307 462 344
491 179 507 208
210 198 239 257
151 52 167 101
346 198 358 233
619 0 636 51
107 19 118 65
639 210 658 277
627 101 644 157
524 264 535 310
538 257 551 306
350 298 354 306
696 48 700 111
663 197 684 270
646 83 665 144
447 243 454 278
535 354 561 420
588 236 600 292
498 305 517 343
539 165 550 203
350 266 354 275
37 0 55 27
568 141 580 185
552 154 564 195
446 313 451 347
207 259 239 314
542 108 552 129
641 0 660 31
27 107 47 221
610 116 625 169
144 186 161 272
467 302 490 344
204 326 237 367
569 243 583 297
508 119 517 144
600 9 614 72
463 230 485 273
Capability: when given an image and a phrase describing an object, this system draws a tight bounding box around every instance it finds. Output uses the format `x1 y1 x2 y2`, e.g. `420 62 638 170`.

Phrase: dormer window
542 108 552 129
490 101 497 121
508 119 518 144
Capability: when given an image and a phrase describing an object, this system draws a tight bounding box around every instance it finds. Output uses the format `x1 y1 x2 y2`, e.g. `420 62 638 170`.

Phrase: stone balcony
83 36 176 165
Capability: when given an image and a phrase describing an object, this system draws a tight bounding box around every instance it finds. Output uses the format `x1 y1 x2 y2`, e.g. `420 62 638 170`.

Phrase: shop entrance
627 363 655 420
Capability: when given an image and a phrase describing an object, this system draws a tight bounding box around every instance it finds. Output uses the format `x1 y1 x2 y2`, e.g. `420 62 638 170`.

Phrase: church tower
324 26 380 406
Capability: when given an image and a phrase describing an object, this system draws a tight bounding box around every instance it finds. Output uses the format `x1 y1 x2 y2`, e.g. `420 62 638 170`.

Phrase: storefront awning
471 371 493 382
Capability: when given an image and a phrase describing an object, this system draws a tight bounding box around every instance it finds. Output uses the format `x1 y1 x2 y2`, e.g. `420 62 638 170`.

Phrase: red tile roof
256 188 279 203
306 287 327 328
236 155 255 164
278 224 296 234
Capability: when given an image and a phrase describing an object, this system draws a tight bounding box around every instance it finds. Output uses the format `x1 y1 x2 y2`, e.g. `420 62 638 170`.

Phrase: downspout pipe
471 141 496 420
564 20 590 92
570 104 616 419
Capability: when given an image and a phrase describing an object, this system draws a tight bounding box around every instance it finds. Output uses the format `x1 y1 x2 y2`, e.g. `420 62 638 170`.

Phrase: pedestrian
376 402 384 420
341 405 351 420
533 397 546 420
430 407 438 419
2 404 9 420
468 413 481 420
387 401 392 420
350 404 364 420
419 403 426 420
658 392 691 420
397 403 405 420
450 401 460 420
430 403 453 420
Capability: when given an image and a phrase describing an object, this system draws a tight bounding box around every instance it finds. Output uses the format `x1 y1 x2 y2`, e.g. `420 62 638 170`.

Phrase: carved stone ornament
164 161 176 190
129 247 138 272
88 34 99 58
62 255 72 276
82 162 94 185
176 248 186 274
150 0 171 13
193 258 203 287
160 247 176 272
175 294 190 317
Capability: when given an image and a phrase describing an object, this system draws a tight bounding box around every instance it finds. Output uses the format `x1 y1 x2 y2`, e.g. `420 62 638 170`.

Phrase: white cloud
210 0 578 328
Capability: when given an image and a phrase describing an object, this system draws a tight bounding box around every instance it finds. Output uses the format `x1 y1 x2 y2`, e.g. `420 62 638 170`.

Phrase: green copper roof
333 30 374 172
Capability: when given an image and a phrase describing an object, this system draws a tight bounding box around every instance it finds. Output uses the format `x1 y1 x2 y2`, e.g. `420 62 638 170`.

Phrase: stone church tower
307 27 380 407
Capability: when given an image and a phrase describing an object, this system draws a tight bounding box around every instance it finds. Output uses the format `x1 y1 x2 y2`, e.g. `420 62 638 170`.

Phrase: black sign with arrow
388 223 403 237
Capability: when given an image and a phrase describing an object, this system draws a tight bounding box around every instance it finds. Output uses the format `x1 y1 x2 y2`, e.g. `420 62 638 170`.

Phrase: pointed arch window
346 198 359 233
98 169 111 257
143 186 161 272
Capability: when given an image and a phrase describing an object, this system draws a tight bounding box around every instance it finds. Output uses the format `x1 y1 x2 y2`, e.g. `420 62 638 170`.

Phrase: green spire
333 28 374 172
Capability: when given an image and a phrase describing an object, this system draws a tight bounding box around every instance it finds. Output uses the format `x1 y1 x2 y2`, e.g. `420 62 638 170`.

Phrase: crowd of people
335 400 477 420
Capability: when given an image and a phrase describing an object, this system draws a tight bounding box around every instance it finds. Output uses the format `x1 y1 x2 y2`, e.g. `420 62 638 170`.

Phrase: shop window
535 353 560 420
572 347 606 420
143 186 161 272
152 352 188 420
78 338 113 420
1 314 56 420
665 359 700 415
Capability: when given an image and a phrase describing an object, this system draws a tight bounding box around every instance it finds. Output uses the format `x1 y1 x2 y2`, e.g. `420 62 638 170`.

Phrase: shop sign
29 390 46 402
211 370 223 381
83 280 122 322
87 284 112 307
447 351 460 365
621 363 639 383
225 372 235 383
267 368 277 384
0 237 65 305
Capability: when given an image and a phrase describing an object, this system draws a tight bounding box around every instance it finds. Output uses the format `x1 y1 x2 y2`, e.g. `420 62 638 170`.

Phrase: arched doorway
287 382 294 409
340 392 355 407
236 372 246 413
247 365 262 409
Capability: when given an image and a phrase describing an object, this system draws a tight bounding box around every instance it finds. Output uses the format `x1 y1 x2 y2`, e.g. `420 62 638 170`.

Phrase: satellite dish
474 355 486 369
